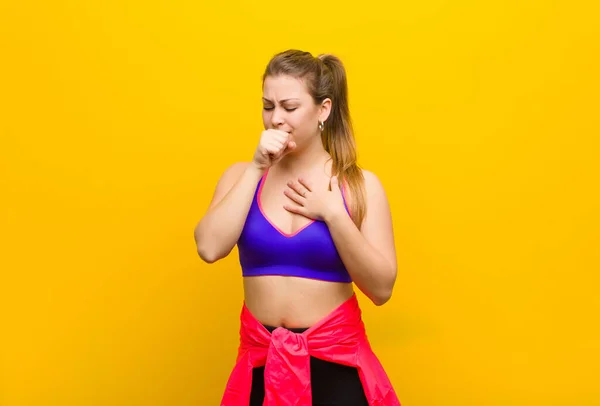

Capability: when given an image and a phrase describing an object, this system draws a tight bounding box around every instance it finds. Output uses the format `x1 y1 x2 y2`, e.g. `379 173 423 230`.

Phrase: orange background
2 0 599 405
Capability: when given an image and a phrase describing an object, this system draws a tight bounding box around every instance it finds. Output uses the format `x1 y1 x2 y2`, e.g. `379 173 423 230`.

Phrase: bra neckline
256 168 316 238
255 168 351 238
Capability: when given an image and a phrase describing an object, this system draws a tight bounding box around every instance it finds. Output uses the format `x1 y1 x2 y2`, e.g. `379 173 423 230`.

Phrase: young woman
194 49 400 406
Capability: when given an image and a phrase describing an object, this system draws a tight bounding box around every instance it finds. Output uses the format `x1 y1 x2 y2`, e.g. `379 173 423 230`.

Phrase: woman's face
262 74 330 147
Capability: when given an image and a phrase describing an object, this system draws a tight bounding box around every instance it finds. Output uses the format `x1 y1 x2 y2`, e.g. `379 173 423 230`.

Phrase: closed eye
263 107 297 112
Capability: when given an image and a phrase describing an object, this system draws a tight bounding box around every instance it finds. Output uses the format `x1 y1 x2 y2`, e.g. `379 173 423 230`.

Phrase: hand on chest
259 174 329 235
256 166 349 237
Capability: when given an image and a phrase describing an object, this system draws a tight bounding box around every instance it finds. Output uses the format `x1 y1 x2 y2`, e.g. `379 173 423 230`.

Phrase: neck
278 136 331 176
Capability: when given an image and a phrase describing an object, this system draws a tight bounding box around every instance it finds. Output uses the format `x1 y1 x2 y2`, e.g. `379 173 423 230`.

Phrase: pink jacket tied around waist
220 294 401 406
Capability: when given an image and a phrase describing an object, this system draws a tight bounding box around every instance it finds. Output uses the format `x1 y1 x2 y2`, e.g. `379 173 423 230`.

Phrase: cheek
262 110 270 125
293 111 316 131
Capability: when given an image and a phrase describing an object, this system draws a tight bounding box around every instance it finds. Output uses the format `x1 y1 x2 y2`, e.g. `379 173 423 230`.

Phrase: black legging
249 325 369 406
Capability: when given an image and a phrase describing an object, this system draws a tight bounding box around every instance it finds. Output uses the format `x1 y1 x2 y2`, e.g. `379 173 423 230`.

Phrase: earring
318 120 325 131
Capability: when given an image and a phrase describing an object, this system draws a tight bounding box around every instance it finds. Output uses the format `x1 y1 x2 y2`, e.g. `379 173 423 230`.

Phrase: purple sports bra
237 169 352 283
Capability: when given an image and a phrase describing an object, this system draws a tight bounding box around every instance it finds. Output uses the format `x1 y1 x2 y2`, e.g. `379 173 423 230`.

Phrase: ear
319 98 332 123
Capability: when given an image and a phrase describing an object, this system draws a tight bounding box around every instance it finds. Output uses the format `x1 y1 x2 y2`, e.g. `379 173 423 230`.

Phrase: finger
270 130 290 142
297 177 313 192
271 135 288 147
283 140 296 152
265 149 283 162
287 180 308 197
265 140 286 153
266 140 285 152
283 203 304 215
283 189 305 205
265 144 282 156
271 129 290 136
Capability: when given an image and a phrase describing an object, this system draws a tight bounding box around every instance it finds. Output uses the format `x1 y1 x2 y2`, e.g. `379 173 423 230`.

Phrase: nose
270 108 285 129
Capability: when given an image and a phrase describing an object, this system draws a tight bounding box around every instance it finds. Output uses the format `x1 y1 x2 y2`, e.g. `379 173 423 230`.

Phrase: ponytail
318 54 366 228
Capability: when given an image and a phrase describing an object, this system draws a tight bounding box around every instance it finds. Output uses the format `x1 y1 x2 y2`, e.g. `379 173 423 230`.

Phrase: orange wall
2 1 599 405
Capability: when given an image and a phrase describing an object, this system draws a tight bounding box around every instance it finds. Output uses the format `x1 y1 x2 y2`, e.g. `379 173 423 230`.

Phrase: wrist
241 162 267 185
247 161 267 176
323 205 348 226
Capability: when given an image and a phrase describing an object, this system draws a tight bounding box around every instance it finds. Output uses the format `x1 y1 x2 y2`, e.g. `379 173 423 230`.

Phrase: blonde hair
262 49 366 228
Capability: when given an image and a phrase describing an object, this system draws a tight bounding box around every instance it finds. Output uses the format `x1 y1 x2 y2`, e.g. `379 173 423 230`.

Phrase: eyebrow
262 97 301 103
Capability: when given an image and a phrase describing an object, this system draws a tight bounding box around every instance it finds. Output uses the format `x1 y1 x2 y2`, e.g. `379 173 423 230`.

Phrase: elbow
371 289 393 306
368 282 393 306
371 268 397 306
194 229 223 264
196 240 228 264
197 244 232 263
197 247 220 264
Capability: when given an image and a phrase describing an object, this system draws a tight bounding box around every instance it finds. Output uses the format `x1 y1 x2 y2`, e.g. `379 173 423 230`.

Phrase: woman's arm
325 170 397 305
195 128 296 263
194 162 264 263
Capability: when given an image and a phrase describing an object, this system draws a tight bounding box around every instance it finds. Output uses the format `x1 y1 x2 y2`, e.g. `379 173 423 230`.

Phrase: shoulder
217 161 251 183
207 162 253 209
342 168 388 222
212 161 252 192
360 168 387 199
224 161 251 175
340 168 386 203
358 169 394 244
